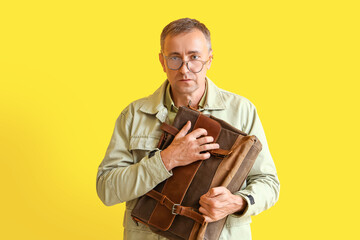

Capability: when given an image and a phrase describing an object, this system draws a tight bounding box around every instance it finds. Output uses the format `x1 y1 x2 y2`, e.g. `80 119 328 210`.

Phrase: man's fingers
196 136 214 145
198 143 220 152
198 151 211 160
188 128 208 139
201 187 227 200
176 121 191 138
199 197 211 208
208 187 227 197
203 215 212 223
199 206 213 222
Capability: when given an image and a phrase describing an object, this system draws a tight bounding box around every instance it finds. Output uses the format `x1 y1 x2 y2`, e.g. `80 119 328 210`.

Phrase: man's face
159 29 212 97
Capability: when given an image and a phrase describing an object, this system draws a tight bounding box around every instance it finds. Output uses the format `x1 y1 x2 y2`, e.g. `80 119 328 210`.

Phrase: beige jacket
96 78 280 240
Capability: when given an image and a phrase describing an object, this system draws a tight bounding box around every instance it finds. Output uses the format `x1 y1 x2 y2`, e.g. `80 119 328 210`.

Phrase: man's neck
171 86 206 109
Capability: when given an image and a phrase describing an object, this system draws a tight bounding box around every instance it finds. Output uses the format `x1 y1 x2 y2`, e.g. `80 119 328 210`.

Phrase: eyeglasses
163 54 211 73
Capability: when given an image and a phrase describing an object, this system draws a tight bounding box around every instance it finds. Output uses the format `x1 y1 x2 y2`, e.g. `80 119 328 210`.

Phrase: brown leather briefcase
131 106 262 240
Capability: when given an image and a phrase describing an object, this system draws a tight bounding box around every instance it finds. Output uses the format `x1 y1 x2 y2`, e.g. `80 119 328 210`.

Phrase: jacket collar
139 80 168 115
139 77 226 117
203 77 226 110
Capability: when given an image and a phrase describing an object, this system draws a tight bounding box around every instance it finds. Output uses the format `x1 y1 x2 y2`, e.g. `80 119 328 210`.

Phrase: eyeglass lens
167 58 204 73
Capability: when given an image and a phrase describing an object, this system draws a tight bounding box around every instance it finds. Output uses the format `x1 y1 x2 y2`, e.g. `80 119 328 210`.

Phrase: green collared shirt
164 81 208 124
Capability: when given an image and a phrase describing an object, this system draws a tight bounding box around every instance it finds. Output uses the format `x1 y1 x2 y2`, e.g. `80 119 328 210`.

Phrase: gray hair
160 18 211 51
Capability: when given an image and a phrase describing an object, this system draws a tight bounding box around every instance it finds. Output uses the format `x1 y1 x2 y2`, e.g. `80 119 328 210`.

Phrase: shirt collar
164 82 178 113
164 80 208 113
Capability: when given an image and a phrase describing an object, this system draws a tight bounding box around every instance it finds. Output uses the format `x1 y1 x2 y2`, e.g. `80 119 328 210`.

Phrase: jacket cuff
231 191 255 218
141 150 173 184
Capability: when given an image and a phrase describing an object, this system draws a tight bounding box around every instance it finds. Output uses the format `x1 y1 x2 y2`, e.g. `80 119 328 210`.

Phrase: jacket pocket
129 136 160 163
129 136 160 151
123 207 152 232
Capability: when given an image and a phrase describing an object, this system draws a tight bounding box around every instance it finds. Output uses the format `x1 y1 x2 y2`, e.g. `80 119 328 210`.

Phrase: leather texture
131 106 262 240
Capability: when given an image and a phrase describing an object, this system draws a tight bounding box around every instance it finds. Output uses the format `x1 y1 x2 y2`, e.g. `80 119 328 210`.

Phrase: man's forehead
163 30 208 54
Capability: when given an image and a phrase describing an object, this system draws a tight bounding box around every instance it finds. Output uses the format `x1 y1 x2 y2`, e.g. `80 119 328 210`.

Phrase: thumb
176 121 191 138
207 187 226 198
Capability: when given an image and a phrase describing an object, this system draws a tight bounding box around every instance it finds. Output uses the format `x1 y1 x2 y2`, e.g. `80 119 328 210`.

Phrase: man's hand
199 187 248 222
160 121 219 171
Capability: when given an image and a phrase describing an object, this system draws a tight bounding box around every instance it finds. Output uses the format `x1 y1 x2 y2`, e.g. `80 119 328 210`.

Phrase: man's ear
159 52 166 73
206 49 213 70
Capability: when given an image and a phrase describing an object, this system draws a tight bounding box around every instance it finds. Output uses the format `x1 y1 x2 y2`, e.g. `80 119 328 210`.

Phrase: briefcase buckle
172 204 180 215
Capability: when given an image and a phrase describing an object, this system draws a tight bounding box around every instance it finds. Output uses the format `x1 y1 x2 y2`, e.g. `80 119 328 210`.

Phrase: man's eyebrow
167 52 181 56
167 50 201 56
187 50 200 54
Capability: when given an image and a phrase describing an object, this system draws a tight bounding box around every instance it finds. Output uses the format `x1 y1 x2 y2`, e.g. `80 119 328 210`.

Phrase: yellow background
1 0 359 239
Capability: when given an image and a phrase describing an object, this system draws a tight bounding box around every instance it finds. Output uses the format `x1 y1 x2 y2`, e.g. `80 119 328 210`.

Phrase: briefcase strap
160 123 180 136
146 190 206 226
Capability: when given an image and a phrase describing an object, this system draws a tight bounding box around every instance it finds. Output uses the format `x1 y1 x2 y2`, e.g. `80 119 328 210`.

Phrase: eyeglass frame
162 53 212 73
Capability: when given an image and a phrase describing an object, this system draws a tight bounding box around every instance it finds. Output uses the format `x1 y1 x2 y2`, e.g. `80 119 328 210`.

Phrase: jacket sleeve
96 108 172 206
233 103 280 217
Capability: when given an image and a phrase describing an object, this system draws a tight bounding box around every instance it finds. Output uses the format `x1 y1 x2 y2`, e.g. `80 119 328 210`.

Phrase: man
96 18 279 240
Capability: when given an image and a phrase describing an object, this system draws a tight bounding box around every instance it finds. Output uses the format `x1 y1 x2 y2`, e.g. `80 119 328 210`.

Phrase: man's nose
179 61 190 74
